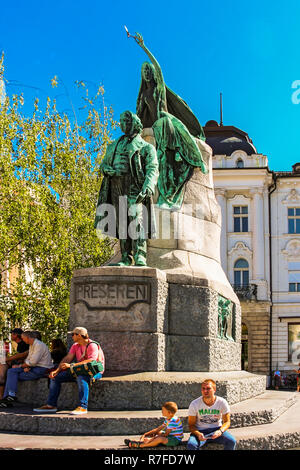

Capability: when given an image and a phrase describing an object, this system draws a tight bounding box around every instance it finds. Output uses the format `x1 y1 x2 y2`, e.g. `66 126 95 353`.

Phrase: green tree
0 77 117 342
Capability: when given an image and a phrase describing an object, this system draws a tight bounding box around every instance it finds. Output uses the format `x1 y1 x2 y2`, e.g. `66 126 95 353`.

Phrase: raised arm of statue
134 33 168 127
135 33 165 90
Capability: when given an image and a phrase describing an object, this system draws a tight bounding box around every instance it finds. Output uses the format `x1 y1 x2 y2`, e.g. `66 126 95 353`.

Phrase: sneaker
0 396 17 407
70 407 88 415
33 405 58 413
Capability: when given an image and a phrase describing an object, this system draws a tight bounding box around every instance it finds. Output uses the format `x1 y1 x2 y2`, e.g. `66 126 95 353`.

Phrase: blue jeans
4 366 49 397
47 370 102 410
187 427 236 450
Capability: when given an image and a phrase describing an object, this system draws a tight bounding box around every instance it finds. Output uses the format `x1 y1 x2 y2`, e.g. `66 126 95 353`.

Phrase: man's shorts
165 436 182 447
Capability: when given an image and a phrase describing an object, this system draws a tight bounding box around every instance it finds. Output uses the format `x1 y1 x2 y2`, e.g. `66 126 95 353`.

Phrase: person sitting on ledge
187 379 236 451
50 338 68 369
0 328 30 399
0 331 53 408
125 401 183 448
33 327 105 415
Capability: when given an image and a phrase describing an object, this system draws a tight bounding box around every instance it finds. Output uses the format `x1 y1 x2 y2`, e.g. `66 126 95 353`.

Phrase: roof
203 120 257 156
273 162 300 178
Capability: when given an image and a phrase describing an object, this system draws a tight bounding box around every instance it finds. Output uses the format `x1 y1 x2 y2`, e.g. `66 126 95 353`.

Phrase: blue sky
1 0 300 171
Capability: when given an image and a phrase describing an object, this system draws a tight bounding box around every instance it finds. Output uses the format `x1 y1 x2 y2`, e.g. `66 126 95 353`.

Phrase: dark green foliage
0 81 116 342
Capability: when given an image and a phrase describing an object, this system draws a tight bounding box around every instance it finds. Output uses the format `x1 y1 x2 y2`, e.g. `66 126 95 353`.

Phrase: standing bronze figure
95 111 158 266
132 32 207 209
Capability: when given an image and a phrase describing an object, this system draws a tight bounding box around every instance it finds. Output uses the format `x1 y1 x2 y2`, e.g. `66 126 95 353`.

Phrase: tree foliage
0 78 117 342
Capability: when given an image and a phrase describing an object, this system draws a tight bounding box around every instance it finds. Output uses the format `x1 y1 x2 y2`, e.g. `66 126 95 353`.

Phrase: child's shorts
165 436 182 447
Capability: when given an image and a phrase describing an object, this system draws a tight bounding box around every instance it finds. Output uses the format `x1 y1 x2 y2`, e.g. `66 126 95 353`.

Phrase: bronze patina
133 32 207 209
95 111 158 266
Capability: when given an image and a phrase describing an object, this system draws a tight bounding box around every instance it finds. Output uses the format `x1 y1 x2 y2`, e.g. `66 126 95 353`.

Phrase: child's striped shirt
163 416 184 441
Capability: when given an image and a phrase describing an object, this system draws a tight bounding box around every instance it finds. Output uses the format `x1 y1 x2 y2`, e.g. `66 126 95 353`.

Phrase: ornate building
205 120 300 381
271 167 300 376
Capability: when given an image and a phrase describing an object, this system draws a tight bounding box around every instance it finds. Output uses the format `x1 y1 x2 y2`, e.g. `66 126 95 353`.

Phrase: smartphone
204 431 216 439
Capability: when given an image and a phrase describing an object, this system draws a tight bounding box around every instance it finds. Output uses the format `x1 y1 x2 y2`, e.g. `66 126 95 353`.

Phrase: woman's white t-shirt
188 396 230 430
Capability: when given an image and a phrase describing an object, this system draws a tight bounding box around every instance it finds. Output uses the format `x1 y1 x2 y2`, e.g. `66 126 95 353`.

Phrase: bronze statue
218 297 232 340
95 111 158 266
129 31 207 210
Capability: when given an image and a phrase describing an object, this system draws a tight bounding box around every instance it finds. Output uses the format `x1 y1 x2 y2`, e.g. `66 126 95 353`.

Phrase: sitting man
0 328 30 399
0 331 53 408
33 327 105 415
187 379 236 450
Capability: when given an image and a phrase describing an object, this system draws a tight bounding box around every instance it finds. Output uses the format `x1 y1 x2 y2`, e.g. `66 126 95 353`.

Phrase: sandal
129 441 141 448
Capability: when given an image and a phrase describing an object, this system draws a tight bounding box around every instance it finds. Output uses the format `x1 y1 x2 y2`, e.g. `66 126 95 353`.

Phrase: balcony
232 284 257 301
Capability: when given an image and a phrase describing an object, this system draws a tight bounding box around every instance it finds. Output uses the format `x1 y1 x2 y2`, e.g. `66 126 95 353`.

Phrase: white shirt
188 396 230 430
25 339 53 369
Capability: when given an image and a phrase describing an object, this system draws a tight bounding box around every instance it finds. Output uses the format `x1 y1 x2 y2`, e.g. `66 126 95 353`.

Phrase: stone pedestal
68 131 266 404
69 266 241 373
69 267 168 372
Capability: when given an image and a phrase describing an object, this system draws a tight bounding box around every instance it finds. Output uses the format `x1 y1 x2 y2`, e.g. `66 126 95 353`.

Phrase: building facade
205 120 300 380
270 167 300 376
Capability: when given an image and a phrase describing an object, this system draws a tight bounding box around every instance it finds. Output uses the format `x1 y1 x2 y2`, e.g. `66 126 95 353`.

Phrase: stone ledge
0 394 299 451
0 432 299 450
73 266 167 281
0 391 295 436
13 371 267 411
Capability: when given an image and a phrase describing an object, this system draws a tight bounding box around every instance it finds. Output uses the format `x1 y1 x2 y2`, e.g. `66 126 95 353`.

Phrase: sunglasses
71 333 79 336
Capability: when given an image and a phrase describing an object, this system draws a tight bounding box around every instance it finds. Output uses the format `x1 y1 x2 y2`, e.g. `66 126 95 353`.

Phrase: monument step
15 371 267 411
0 391 296 437
111 394 300 450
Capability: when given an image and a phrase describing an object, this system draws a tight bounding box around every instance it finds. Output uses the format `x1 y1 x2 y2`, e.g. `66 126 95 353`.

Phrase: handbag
69 341 104 378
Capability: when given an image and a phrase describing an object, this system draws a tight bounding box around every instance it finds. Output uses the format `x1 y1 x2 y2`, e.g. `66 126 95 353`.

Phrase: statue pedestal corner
69 266 241 373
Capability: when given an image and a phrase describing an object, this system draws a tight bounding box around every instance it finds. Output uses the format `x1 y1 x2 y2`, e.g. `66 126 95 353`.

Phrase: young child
125 401 184 448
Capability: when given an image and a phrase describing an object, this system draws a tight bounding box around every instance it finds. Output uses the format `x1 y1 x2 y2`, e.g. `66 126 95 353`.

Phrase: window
234 258 249 287
233 206 248 232
289 283 300 292
288 262 300 292
288 208 300 234
288 323 300 361
236 159 244 168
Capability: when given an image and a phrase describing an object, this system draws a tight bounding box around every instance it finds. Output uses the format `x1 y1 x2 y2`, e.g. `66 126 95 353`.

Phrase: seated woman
50 339 67 368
